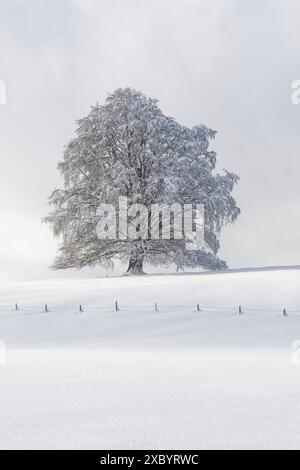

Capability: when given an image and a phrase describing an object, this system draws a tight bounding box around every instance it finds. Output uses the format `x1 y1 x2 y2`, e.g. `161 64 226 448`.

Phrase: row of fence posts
13 302 289 317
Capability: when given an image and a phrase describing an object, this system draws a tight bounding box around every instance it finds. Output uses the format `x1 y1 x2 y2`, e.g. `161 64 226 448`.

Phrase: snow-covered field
1 267 300 449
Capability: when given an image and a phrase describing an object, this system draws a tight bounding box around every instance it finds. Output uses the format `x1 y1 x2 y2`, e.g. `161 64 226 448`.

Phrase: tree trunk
126 257 145 275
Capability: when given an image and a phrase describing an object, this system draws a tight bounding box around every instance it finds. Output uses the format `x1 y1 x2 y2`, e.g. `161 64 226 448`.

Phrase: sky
0 0 300 280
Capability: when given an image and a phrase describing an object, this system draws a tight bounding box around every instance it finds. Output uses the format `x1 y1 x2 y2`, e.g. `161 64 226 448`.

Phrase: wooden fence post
115 301 119 312
45 304 49 313
238 305 242 315
197 304 201 312
79 305 84 313
283 308 287 317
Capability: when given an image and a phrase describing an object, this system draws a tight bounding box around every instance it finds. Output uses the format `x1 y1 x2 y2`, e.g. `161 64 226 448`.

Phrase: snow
0 267 300 449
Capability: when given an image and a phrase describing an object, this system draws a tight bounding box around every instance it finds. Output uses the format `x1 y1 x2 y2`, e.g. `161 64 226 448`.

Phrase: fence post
155 302 158 312
238 305 242 315
15 303 19 311
283 308 288 317
45 304 49 313
197 304 201 312
79 305 84 313
115 301 119 312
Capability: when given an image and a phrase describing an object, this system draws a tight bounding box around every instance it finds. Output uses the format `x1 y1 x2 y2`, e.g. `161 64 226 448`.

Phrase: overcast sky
0 0 300 280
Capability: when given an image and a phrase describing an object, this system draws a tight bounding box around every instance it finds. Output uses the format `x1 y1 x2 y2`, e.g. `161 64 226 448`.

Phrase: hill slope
0 267 300 348
0 268 300 449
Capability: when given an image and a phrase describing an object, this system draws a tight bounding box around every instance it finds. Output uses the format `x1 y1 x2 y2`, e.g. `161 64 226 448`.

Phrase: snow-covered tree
45 88 240 274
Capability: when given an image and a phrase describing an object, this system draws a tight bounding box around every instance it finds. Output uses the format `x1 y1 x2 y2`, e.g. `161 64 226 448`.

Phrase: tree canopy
45 88 240 274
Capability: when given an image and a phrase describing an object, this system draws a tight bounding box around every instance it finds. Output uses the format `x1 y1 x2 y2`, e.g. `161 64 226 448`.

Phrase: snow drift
0 267 300 450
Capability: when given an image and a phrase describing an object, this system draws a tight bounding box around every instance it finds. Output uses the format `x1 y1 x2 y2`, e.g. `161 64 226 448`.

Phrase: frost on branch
44 88 240 274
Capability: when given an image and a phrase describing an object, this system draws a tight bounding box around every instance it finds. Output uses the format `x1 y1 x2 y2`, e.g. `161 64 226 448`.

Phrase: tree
45 88 240 274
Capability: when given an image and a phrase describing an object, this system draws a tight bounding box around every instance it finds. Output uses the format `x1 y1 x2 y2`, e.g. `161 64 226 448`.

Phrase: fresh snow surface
1 268 300 450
